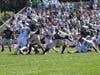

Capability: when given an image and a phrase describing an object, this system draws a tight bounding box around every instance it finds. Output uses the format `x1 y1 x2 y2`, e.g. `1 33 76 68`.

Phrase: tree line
0 0 90 12
0 0 27 12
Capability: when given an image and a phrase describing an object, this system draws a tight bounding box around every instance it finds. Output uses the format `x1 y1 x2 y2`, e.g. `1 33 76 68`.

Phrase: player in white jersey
43 26 58 54
45 28 54 47
68 36 98 53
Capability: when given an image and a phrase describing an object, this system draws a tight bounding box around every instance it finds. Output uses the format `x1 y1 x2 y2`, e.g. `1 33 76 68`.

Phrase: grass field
0 48 100 75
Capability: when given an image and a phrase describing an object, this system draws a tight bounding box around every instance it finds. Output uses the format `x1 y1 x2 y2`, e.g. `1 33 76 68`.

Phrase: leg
39 44 44 53
98 44 100 51
52 47 58 52
93 44 100 53
27 44 32 54
14 38 22 55
61 45 66 54
8 47 11 52
38 41 44 53
7 39 12 52
67 44 82 54
1 45 4 52
14 46 21 55
1 38 5 52
49 43 58 52
34 45 39 54
37 36 44 52
42 47 50 55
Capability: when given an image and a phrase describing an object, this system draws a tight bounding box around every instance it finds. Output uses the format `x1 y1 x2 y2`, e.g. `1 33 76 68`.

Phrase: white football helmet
20 46 29 55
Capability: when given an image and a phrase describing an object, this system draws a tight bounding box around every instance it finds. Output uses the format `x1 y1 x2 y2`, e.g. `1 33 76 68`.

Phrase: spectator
26 0 33 7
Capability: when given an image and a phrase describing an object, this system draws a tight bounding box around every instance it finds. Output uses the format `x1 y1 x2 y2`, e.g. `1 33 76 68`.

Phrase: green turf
0 48 100 75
